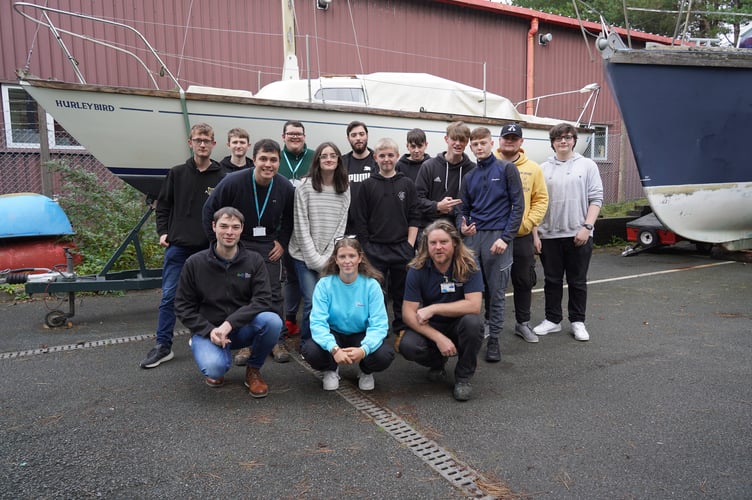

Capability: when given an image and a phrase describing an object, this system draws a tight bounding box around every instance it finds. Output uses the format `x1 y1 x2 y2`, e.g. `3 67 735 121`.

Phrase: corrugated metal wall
1 0 647 201
2 0 618 118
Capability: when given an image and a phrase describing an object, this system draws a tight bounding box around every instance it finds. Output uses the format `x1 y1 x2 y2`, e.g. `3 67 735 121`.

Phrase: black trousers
511 233 536 324
539 237 593 324
302 331 395 374
399 314 482 382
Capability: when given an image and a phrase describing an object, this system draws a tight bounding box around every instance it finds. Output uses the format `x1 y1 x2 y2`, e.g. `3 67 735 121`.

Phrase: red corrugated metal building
0 0 672 201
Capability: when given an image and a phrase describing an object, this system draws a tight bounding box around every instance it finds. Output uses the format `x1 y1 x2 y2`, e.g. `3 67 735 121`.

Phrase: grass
599 197 648 218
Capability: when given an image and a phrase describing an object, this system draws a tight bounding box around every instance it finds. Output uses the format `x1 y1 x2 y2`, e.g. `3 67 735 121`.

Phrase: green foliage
51 160 162 275
510 0 752 44
600 197 648 217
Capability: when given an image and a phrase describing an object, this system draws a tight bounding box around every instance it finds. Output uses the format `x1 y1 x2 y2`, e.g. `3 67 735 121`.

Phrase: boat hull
603 49 752 246
20 80 586 198
0 238 82 270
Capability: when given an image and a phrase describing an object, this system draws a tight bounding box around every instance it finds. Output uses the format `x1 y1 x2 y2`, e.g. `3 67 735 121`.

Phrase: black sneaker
453 381 472 401
140 344 174 369
485 338 501 362
427 368 447 383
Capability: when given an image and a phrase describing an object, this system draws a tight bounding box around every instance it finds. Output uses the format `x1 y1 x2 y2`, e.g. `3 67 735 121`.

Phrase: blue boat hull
0 193 75 238
602 46 752 247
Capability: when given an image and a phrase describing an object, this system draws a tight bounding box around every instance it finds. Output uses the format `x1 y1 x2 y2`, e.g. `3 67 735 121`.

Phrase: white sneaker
572 322 590 341
358 372 375 391
322 369 340 391
533 319 562 335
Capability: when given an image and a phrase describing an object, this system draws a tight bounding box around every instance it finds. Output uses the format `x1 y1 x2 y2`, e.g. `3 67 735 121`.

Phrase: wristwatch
330 345 340 355
582 223 594 230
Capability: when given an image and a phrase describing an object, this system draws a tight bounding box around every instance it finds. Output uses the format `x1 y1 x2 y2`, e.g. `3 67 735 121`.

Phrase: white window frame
2 84 84 150
586 124 608 161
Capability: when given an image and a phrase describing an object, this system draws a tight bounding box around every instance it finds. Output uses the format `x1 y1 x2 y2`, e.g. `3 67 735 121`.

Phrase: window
583 124 608 161
313 87 366 104
2 84 83 149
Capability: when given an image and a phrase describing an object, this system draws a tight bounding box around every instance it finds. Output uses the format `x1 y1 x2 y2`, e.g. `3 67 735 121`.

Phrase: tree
510 0 752 44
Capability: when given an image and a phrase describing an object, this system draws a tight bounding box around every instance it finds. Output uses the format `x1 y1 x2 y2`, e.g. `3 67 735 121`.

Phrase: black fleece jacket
174 243 273 337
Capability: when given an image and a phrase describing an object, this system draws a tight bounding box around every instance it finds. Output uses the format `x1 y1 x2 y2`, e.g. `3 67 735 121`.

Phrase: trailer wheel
45 310 68 328
695 242 713 254
638 229 657 248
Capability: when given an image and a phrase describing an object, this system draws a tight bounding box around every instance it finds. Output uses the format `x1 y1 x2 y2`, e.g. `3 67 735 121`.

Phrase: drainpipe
526 18 539 115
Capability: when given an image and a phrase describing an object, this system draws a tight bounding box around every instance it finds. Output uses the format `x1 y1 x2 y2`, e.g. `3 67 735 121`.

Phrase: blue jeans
292 258 320 343
190 311 282 379
156 244 203 348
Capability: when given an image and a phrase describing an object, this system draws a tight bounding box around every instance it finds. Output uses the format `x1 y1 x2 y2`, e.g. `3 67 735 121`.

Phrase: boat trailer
0 206 161 327
621 212 713 256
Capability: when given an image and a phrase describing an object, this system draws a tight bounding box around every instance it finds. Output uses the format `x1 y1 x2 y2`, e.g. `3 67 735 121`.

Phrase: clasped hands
332 346 366 365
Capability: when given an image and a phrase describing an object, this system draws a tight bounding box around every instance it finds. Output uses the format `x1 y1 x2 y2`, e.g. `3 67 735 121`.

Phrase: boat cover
0 193 75 238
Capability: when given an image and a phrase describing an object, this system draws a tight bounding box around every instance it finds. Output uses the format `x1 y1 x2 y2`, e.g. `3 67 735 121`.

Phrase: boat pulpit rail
13 2 182 91
514 83 600 128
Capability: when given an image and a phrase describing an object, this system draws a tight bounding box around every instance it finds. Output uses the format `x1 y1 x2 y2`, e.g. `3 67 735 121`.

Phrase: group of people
139 117 603 402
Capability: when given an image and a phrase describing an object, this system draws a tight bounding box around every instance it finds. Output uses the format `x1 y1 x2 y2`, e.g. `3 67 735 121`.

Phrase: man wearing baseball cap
495 124 549 343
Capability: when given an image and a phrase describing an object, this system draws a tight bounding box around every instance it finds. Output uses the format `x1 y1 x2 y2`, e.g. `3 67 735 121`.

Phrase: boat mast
281 0 300 80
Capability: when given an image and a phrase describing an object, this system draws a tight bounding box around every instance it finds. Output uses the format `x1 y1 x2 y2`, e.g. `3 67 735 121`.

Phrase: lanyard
282 151 304 179
252 175 273 224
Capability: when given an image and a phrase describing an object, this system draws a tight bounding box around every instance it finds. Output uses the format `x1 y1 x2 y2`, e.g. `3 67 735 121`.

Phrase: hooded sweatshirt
353 171 420 246
219 156 253 175
414 152 476 226
538 152 603 239
155 157 224 247
396 153 431 183
494 148 549 237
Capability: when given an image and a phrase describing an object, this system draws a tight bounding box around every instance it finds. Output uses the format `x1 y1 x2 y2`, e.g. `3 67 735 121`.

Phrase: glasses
285 132 304 138
191 138 213 145
554 135 574 142
320 153 339 160
334 234 356 243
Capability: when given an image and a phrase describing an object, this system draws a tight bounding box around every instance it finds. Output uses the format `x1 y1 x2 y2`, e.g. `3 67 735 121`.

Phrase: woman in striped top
288 142 351 345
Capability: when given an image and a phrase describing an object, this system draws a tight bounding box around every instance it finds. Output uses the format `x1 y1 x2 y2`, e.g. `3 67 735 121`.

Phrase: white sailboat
14 1 597 198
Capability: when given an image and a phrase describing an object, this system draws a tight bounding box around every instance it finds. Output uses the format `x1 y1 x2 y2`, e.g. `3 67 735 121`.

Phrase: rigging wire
572 0 595 61
22 0 49 73
175 0 195 82
346 0 364 75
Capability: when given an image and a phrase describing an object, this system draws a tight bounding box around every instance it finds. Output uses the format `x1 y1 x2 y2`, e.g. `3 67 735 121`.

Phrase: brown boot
271 342 291 363
244 366 268 398
393 330 405 353
234 347 252 366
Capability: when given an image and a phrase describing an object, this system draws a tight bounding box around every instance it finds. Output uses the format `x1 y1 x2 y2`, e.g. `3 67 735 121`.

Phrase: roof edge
430 0 677 44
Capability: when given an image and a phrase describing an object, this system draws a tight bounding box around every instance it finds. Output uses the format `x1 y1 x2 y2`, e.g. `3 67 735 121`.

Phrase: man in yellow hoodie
495 124 549 343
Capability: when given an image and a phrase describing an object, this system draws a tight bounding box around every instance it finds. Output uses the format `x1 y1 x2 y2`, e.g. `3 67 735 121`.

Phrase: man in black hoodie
396 128 431 183
352 138 420 338
219 127 253 174
140 123 225 369
414 121 476 234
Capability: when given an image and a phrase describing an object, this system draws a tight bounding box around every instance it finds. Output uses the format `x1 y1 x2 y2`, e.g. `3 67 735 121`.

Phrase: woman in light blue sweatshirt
302 236 395 391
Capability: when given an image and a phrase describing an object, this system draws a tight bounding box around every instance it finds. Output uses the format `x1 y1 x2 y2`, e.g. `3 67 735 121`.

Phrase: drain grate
306 366 496 499
0 328 189 360
4 332 496 497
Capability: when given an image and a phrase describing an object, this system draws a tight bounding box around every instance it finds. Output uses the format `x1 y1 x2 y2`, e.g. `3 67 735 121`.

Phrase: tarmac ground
1 243 750 499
